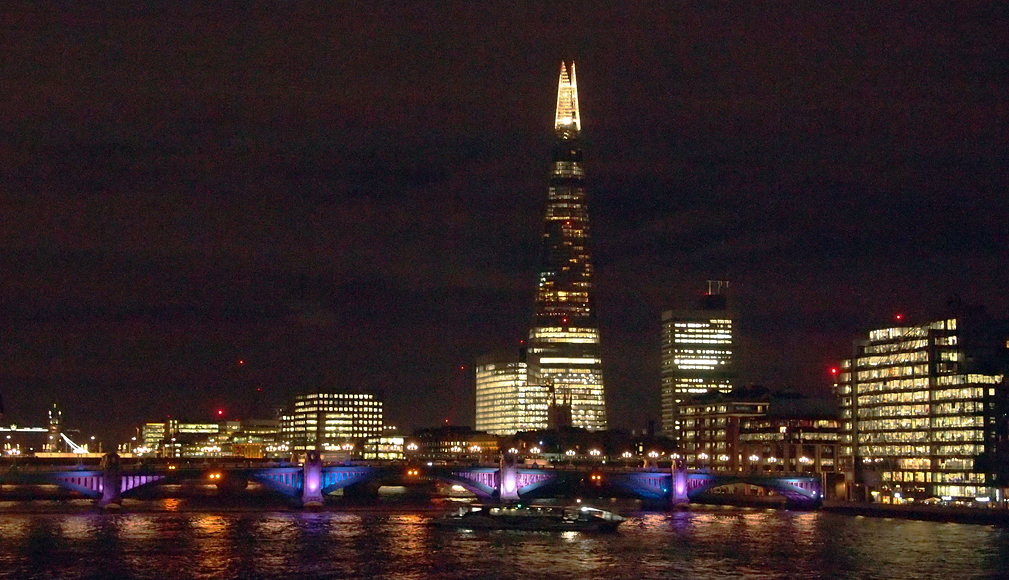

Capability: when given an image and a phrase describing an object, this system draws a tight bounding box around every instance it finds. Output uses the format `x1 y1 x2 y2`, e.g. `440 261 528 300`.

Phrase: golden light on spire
554 61 580 135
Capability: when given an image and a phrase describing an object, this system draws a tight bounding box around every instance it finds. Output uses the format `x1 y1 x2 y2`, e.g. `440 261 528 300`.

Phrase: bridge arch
686 473 823 504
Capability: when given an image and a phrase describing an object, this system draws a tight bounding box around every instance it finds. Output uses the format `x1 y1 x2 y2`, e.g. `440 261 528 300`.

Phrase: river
1 500 1007 579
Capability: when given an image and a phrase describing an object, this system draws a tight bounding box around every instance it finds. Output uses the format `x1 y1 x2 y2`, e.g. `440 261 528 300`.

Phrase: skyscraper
661 281 736 440
527 62 607 431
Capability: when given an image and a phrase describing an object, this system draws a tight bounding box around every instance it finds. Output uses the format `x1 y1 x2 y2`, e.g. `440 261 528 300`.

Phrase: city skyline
1 4 1005 443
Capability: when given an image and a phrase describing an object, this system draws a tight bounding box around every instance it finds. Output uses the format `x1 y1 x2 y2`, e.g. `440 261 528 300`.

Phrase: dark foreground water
2 502 1009 580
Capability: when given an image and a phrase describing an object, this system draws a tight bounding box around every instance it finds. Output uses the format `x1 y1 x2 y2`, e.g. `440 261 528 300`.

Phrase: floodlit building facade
527 61 607 431
661 282 736 440
280 392 384 453
836 315 1007 502
474 354 549 435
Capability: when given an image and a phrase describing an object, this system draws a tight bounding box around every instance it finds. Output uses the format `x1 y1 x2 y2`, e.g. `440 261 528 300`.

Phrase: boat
433 504 625 532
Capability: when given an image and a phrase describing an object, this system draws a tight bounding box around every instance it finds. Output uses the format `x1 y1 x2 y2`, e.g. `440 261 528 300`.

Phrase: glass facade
474 357 548 435
280 392 384 453
837 318 1003 501
528 61 606 431
660 289 736 440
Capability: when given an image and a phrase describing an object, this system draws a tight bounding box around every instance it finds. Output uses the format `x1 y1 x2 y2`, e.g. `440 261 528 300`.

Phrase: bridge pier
301 450 325 508
498 457 520 502
98 453 122 509
671 459 689 505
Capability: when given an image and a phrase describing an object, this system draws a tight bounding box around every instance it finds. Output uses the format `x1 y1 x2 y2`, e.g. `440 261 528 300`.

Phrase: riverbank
822 500 1009 525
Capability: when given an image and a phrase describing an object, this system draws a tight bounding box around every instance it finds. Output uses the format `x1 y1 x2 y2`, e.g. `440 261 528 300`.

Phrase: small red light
238 359 244 365
830 368 838 375
217 410 224 416
896 314 902 321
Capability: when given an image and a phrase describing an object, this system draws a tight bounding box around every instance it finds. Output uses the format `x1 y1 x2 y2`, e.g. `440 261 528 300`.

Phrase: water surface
1 503 1007 579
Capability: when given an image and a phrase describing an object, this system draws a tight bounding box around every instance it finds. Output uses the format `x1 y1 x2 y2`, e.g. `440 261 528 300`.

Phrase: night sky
2 3 1006 443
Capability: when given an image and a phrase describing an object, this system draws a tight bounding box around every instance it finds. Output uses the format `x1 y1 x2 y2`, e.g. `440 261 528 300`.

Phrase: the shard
527 61 607 431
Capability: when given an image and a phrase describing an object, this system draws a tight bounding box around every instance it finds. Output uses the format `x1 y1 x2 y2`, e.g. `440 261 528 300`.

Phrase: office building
836 314 1008 502
279 392 384 453
230 420 282 459
678 391 767 471
361 435 406 461
661 281 736 440
413 426 500 461
527 61 607 431
679 389 839 481
738 399 840 476
474 353 549 435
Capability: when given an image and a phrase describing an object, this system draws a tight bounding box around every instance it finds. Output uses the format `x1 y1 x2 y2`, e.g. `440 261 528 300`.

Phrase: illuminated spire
554 61 580 136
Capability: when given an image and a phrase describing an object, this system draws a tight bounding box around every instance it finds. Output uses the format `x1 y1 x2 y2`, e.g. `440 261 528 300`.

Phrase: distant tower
45 402 63 453
661 281 736 441
546 380 573 430
527 61 607 431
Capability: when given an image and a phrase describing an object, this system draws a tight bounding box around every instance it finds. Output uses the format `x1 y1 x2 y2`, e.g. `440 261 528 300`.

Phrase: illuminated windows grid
474 360 549 436
837 318 1002 501
661 303 736 440
280 392 384 452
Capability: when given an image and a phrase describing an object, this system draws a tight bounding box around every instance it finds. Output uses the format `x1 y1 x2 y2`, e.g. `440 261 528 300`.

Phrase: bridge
0 454 823 509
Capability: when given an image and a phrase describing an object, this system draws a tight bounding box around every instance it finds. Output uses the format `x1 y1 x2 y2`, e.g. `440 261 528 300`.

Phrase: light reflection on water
0 508 1007 579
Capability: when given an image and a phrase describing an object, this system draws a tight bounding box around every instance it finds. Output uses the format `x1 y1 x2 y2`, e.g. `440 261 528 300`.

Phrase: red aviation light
895 313 903 321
